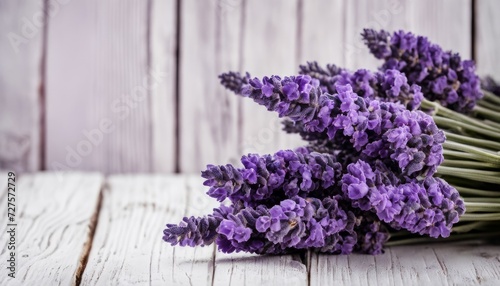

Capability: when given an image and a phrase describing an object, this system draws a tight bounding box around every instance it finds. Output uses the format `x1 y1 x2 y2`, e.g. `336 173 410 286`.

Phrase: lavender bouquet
163 29 500 254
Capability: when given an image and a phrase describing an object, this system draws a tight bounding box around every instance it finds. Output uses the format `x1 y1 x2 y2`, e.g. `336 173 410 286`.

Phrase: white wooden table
1 173 499 286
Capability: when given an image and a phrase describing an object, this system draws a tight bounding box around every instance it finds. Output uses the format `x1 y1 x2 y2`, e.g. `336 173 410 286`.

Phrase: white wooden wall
0 0 497 174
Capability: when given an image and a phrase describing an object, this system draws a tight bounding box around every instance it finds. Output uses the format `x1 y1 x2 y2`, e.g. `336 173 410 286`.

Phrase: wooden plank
0 0 44 172
179 0 243 172
476 0 500 77
343 0 408 70
309 244 500 286
178 176 220 286
406 0 471 58
212 252 308 286
45 0 152 173
150 0 177 173
240 0 304 157
0 172 103 285
432 244 500 285
299 0 345 67
82 175 218 285
343 0 471 71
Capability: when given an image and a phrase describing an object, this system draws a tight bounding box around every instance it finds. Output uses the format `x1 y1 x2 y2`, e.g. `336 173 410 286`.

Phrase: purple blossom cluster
362 29 482 112
201 150 343 207
164 29 470 256
299 62 423 110
164 214 221 247
341 160 465 238
164 194 390 255
231 73 444 178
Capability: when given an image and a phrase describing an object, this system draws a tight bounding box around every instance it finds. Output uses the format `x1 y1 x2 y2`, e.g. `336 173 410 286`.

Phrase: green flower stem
451 221 494 233
463 197 500 203
444 176 497 192
386 231 500 246
421 99 497 132
477 99 500 113
434 116 500 140
482 89 500 105
443 149 483 161
464 202 500 212
474 105 500 123
444 131 500 151
443 141 500 165
437 166 500 184
483 119 500 130
456 186 500 197
459 213 500 221
442 159 498 169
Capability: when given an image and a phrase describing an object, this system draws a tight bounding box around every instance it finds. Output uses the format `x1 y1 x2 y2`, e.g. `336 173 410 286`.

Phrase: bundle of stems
388 88 500 246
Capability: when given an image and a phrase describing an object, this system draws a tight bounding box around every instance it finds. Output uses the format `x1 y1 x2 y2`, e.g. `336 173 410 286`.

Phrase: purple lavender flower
163 214 222 247
164 193 390 255
362 29 483 112
355 214 390 254
482 76 500 96
376 69 424 110
220 73 444 178
298 62 346 94
341 160 465 238
215 195 388 254
361 29 392 59
299 62 423 110
201 149 343 206
219 71 251 94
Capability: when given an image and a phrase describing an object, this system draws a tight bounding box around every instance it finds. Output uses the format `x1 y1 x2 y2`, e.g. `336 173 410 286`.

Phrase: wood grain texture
179 0 243 172
0 0 44 172
344 0 471 71
45 0 152 173
476 0 500 77
81 175 219 285
309 244 500 286
299 0 345 67
240 0 304 157
0 172 103 286
212 252 308 286
405 0 471 57
150 0 177 173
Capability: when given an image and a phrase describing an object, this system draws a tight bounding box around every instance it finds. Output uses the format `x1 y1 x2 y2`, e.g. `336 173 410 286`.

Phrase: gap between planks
73 182 106 286
0 172 103 286
79 175 220 285
78 174 310 285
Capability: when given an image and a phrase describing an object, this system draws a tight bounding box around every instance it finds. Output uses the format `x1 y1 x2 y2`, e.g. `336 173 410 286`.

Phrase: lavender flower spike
299 63 423 110
362 29 482 112
164 195 390 254
220 73 444 178
216 195 389 254
218 71 250 94
341 160 465 238
202 149 343 206
163 215 221 247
